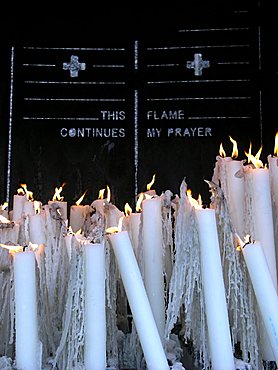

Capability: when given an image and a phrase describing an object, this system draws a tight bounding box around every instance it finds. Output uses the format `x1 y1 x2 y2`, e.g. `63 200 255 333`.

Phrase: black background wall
0 2 277 210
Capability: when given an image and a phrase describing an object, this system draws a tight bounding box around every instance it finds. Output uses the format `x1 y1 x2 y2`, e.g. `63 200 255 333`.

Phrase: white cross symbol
63 55 86 77
186 53 210 76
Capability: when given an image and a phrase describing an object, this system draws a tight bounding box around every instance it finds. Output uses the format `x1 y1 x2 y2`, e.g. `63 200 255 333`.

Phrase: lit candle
84 241 106 370
0 202 9 219
141 195 165 342
69 190 89 233
91 187 110 217
106 229 169 370
238 237 278 362
29 202 46 245
244 147 277 290
12 187 26 221
48 183 67 220
3 244 42 370
212 138 245 237
189 192 235 370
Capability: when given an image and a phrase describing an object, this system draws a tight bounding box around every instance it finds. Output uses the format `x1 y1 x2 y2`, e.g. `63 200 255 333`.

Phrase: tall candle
142 196 165 341
195 207 235 370
240 239 278 362
107 230 169 370
48 200 67 220
13 249 41 370
23 200 35 217
213 155 245 237
128 212 141 259
70 204 90 233
29 213 46 245
244 165 277 290
84 242 106 370
12 194 25 221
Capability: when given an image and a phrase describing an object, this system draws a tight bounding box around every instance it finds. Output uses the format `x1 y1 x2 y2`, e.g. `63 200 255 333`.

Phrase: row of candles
1 133 278 370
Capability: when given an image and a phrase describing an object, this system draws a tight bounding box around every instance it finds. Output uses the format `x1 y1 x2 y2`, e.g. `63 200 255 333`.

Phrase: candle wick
23 245 28 252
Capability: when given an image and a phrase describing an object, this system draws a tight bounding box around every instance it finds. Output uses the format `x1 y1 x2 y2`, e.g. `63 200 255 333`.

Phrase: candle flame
229 136 238 159
20 184 34 201
136 193 144 212
17 187 25 195
106 185 111 203
98 188 105 199
52 183 66 201
244 144 264 168
219 143 226 158
0 215 10 223
236 234 252 251
76 190 87 206
186 189 203 209
124 203 132 217
274 132 278 156
106 216 124 234
0 202 8 211
147 174 156 191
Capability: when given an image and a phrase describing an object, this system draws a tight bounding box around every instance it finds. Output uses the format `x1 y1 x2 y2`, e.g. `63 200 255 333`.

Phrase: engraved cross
186 53 210 76
63 55 86 77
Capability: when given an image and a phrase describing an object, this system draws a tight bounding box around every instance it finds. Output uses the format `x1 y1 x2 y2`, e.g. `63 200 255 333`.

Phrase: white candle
128 212 141 259
241 240 278 362
48 200 67 220
23 200 35 217
142 196 165 342
13 249 41 370
70 204 89 233
268 154 278 274
12 194 25 221
107 231 169 370
29 213 46 245
84 242 106 370
195 207 235 370
213 156 245 237
91 199 105 217
244 166 277 290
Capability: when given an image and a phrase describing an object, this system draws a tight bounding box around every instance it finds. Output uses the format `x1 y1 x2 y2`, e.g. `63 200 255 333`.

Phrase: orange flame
20 184 34 201
0 202 8 211
98 188 105 199
76 190 87 206
229 136 238 159
136 193 144 212
52 183 66 201
274 132 278 156
219 143 226 158
244 144 263 168
17 187 25 195
147 174 156 191
124 203 132 217
186 189 203 209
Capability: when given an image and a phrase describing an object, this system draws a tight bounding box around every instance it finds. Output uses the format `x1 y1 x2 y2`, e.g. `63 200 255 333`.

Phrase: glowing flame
0 243 23 253
20 184 34 201
147 174 156 191
0 202 8 211
17 187 25 195
76 190 87 206
124 203 132 217
136 193 144 212
219 143 226 158
274 132 278 156
106 185 111 203
244 144 263 168
34 201 41 214
98 188 105 199
186 189 203 209
236 234 252 251
0 215 10 223
229 136 238 159
52 183 66 201
106 216 124 234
